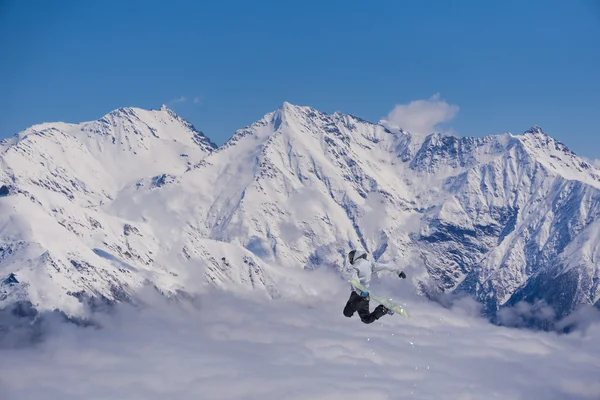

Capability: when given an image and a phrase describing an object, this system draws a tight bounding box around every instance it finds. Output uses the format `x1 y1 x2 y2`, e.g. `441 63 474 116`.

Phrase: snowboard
349 277 409 318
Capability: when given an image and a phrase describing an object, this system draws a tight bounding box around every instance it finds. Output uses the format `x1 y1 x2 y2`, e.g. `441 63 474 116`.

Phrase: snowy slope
0 106 282 315
1 102 599 327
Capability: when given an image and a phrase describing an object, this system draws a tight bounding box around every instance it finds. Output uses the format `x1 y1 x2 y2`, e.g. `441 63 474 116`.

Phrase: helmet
348 249 367 264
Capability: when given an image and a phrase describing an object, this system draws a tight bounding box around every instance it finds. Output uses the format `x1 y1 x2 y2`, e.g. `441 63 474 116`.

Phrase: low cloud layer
1 272 599 400
384 93 459 135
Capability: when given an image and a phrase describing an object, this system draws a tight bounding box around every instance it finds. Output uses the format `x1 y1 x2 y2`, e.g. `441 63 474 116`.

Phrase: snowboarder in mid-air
343 249 407 324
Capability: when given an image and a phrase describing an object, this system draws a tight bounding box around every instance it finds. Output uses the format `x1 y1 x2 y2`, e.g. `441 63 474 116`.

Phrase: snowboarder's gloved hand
360 291 369 297
398 271 406 279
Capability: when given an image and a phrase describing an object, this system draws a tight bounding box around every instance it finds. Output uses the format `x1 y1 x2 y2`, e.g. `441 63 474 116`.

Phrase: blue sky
1 0 599 157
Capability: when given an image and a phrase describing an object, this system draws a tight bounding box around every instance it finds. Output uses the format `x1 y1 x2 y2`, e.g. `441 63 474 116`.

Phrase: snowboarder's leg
343 291 360 317
357 299 388 324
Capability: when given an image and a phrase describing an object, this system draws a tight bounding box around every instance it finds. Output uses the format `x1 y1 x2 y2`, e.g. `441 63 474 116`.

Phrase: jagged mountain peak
159 104 173 112
101 105 173 127
258 102 322 127
280 101 317 113
272 102 379 130
106 104 174 118
217 107 403 174
104 106 143 117
517 125 568 150
3 105 216 154
96 105 216 150
220 102 332 150
275 101 330 127
0 104 217 208
523 125 546 136
505 125 600 188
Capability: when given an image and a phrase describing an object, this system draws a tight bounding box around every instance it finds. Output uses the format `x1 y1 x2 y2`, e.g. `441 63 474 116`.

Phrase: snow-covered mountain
0 106 279 317
1 102 599 328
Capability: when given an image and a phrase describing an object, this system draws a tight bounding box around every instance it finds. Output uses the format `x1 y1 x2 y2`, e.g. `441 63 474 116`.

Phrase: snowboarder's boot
374 304 394 317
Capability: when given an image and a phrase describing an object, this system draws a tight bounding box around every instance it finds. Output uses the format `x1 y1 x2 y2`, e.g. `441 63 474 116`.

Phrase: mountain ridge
1 102 599 330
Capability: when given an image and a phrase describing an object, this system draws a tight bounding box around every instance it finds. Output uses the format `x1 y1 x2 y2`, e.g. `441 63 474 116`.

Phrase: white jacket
349 251 400 292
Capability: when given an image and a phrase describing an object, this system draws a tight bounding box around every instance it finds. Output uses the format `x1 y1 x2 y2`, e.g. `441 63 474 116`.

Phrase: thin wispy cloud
170 95 187 104
168 96 202 106
384 93 459 135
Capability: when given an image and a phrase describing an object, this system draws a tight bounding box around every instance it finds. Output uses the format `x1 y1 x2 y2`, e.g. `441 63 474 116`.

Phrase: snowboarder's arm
372 261 399 273
373 261 407 279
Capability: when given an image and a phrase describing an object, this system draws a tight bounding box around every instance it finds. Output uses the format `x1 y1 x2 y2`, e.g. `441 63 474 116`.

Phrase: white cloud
1 274 599 400
170 96 187 104
384 93 459 135
497 300 557 328
278 220 304 244
359 192 389 235
169 96 201 106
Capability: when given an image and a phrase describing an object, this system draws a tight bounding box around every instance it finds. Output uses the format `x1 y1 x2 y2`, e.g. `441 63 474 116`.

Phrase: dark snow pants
343 291 386 324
